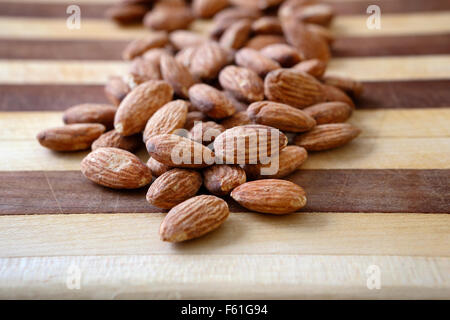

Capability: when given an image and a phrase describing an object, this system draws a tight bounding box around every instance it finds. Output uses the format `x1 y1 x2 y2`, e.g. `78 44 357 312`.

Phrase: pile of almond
37 0 362 243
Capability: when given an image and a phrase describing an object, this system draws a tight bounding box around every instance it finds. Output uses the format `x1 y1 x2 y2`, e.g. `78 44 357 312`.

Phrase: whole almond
219 19 253 50
245 35 286 50
175 46 198 69
189 42 232 80
147 157 171 177
247 101 316 132
323 85 355 108
92 130 141 152
192 0 230 18
146 169 202 209
292 59 327 78
142 48 172 65
265 69 325 108
303 102 352 125
81 147 152 189
63 103 117 130
323 75 364 97
122 32 169 60
235 48 281 78
160 54 196 98
243 145 307 179
143 100 189 142
260 43 301 67
169 30 206 50
231 179 307 214
189 84 236 119
220 111 251 129
229 0 282 10
219 66 264 103
184 111 209 130
223 91 248 112
37 123 105 152
190 121 225 145
203 164 246 196
295 4 334 26
146 134 215 168
210 7 261 39
214 124 288 164
252 16 283 35
294 123 361 151
104 76 131 106
307 23 335 44
115 80 173 136
129 57 161 83
143 3 193 32
160 195 229 242
106 4 149 25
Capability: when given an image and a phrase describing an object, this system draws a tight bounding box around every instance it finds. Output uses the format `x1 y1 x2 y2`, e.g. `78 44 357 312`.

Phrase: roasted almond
37 123 105 152
220 111 251 129
231 179 307 214
243 145 307 179
114 80 173 136
175 46 198 70
184 111 209 130
122 32 169 60
203 164 246 196
143 3 193 32
323 75 364 97
160 54 196 98
251 16 283 35
142 47 172 65
190 121 225 145
219 19 253 50
147 157 171 177
219 66 264 103
223 91 248 112
189 42 232 80
160 195 229 242
169 30 206 50
245 35 286 50
81 147 152 189
210 7 261 39
106 4 149 25
129 57 161 83
146 134 215 168
264 69 325 108
92 130 141 152
247 101 316 132
214 124 288 164
294 123 361 151
292 59 327 78
63 103 117 130
104 76 131 106
303 102 352 125
146 169 202 209
189 84 236 119
235 48 281 78
306 23 335 44
323 85 355 108
260 43 301 67
192 0 230 18
294 3 334 26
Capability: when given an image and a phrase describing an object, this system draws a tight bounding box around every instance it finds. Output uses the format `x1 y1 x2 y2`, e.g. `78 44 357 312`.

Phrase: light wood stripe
0 255 448 299
0 213 448 257
1 56 449 84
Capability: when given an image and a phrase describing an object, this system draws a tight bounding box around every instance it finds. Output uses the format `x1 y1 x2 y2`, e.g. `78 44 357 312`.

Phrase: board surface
0 0 449 299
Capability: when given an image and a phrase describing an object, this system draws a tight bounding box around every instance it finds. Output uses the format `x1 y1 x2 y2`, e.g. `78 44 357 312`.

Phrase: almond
175 46 198 69
295 4 334 26
189 84 236 119
210 7 261 39
142 48 172 65
169 30 206 50
292 59 327 78
184 111 209 130
260 43 301 67
143 3 193 32
190 121 225 145
160 195 229 242
306 24 335 44
147 157 171 177
129 57 161 83
81 147 151 189
160 54 196 98
63 103 117 130
219 19 253 50
214 124 288 164
323 85 355 108
247 101 316 132
189 42 232 80
235 48 281 78
243 145 307 179
220 111 251 129
104 76 131 106
245 35 286 50
146 169 202 209
231 179 307 214
114 80 173 136
251 16 283 35
303 102 352 125
223 91 248 112
106 4 149 25
92 130 141 152
37 123 105 152
264 69 325 108
143 100 189 142
219 66 264 103
122 32 169 60
323 75 364 97
192 0 230 18
146 134 215 168
294 123 361 151
203 164 246 196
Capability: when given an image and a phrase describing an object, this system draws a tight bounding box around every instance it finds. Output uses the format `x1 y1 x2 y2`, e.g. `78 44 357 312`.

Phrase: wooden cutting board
0 0 449 299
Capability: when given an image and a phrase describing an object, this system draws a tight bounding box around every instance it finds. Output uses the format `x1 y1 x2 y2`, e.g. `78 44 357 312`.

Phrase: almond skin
203 164 246 196
122 32 169 60
106 4 149 25
129 57 162 83
92 130 141 152
143 3 193 32
292 59 327 78
146 169 202 209
143 100 189 143
160 195 229 242
184 111 209 130
243 145 308 179
147 157 171 177
235 48 281 78
295 3 334 26
37 123 105 152
247 101 316 132
220 111 251 129
252 16 283 35
219 66 264 103
260 44 301 67
81 147 152 189
190 121 225 145
265 69 325 108
63 103 117 130
214 124 288 164
189 84 236 119
219 19 253 50
323 85 355 108
146 134 215 168
192 0 230 18
189 42 232 80
160 54 196 99
303 102 353 125
323 75 364 97
245 35 286 50
169 30 206 50
231 179 307 214
114 80 173 136
104 76 130 106
294 123 361 151
210 7 261 39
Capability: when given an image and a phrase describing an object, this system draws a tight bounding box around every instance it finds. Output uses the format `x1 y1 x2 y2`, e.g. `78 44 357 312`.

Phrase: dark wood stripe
0 170 448 214
2 80 450 111
0 0 449 17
